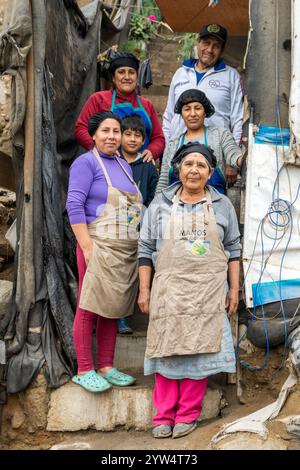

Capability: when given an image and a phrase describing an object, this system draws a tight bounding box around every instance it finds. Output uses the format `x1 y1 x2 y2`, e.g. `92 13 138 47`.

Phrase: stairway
47 329 224 432
47 311 224 432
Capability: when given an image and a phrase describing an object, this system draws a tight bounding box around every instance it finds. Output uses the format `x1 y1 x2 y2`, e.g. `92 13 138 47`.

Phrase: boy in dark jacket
121 115 158 207
118 115 158 334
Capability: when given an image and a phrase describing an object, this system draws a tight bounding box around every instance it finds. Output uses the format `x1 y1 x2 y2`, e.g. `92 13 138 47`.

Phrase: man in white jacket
163 24 244 145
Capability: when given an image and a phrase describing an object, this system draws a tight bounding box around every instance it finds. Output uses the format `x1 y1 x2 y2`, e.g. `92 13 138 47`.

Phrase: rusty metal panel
156 0 249 36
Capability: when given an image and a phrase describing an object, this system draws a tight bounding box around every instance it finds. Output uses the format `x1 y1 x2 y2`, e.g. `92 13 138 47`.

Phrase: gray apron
79 148 142 318
145 188 228 358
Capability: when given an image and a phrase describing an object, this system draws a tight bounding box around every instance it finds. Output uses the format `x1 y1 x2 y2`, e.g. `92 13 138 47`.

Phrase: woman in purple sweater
66 111 142 392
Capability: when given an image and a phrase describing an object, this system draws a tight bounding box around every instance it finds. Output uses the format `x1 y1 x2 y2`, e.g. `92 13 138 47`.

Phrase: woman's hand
236 155 243 168
82 242 94 266
138 288 151 314
142 149 154 163
226 287 239 318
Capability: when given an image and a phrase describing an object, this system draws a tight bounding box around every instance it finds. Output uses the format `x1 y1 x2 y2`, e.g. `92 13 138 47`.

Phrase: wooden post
17 1 35 316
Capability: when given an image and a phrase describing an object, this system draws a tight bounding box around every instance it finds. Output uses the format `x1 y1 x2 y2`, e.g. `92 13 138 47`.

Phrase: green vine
128 13 156 42
178 33 198 61
121 1 163 60
122 38 147 61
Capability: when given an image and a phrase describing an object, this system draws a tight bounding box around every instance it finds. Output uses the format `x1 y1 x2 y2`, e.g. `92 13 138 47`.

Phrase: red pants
153 373 208 426
73 244 117 373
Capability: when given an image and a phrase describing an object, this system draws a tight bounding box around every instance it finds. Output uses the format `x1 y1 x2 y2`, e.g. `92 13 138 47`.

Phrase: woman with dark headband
75 52 165 162
156 88 243 195
67 111 142 393
138 142 240 439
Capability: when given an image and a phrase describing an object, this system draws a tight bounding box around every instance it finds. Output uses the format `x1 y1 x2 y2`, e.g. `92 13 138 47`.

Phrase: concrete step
143 85 169 96
149 74 176 87
151 64 180 78
150 55 180 66
113 333 230 386
145 89 170 99
149 36 183 49
114 331 146 372
143 94 168 117
47 374 223 432
150 40 180 48
150 66 179 79
148 47 179 59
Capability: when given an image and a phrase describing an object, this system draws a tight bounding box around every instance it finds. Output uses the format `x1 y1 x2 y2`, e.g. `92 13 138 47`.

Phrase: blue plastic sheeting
254 126 290 146
252 278 300 308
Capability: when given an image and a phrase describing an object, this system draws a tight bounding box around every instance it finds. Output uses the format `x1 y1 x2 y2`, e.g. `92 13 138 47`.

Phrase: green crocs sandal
72 370 112 393
103 368 136 387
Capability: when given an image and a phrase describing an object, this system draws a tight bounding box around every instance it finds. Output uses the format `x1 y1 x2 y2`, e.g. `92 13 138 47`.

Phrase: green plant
129 13 156 42
141 0 162 21
122 2 163 60
122 38 147 61
178 33 198 61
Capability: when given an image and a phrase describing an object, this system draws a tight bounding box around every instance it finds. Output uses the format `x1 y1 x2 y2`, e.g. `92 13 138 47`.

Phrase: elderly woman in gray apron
75 51 165 163
138 142 241 438
66 111 142 393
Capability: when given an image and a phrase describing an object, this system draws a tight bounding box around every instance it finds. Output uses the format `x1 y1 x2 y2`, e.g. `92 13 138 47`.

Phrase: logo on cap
207 24 221 33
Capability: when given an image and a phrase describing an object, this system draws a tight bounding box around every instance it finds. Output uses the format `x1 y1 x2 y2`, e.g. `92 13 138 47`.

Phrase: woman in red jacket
75 52 165 162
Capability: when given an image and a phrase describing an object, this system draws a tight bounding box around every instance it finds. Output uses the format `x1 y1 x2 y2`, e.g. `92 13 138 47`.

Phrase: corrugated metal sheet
156 0 249 35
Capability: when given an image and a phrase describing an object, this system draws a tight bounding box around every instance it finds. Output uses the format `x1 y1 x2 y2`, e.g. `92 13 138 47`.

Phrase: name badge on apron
175 208 210 256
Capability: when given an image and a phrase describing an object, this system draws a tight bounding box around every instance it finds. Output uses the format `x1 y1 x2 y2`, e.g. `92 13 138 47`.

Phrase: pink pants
152 373 208 426
73 244 117 373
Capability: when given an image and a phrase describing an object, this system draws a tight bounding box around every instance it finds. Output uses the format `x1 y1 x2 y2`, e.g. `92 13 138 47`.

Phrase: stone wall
0 373 65 450
0 0 9 32
0 0 12 156
0 75 12 159
0 0 14 191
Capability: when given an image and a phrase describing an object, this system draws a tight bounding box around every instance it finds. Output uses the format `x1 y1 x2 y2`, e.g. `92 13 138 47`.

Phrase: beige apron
79 148 142 318
145 187 228 358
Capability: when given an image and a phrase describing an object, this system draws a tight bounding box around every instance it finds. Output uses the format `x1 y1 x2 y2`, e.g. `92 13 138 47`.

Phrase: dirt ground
1 346 299 451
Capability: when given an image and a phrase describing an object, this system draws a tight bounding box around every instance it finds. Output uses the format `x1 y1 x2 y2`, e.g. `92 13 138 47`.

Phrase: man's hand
226 288 239 318
225 165 238 187
138 288 151 314
142 149 154 163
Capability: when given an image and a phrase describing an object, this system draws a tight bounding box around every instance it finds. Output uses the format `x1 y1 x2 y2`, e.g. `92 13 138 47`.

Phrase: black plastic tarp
0 0 134 394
